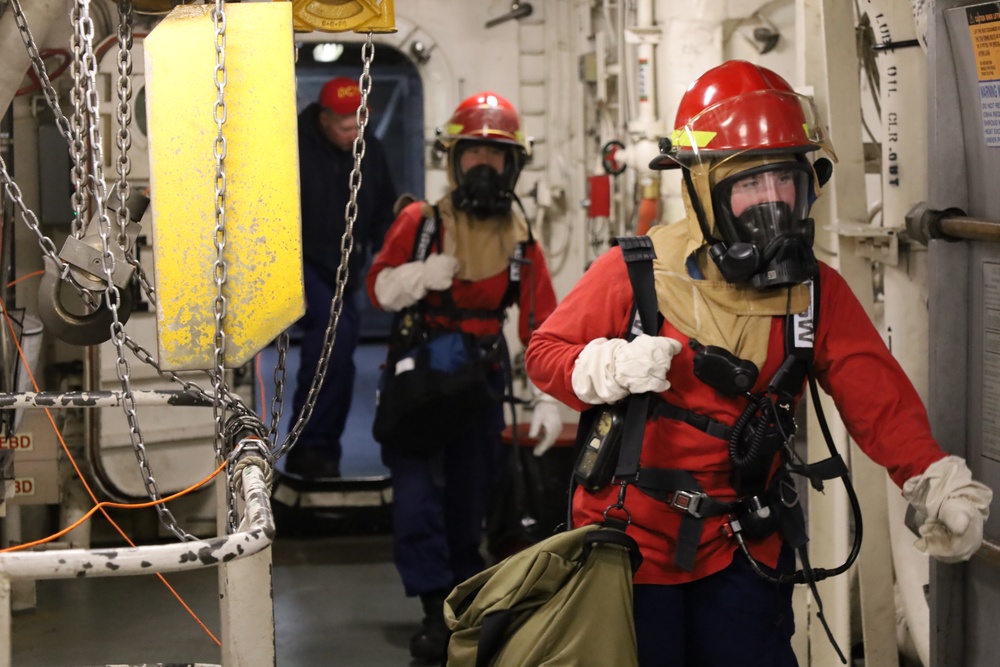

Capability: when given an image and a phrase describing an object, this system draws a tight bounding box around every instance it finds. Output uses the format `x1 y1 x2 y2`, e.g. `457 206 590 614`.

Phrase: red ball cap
319 77 362 115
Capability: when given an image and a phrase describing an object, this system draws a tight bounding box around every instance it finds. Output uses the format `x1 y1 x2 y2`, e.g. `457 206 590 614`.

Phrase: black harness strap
612 236 659 480
604 236 729 572
413 210 439 262
649 398 733 441
633 467 735 572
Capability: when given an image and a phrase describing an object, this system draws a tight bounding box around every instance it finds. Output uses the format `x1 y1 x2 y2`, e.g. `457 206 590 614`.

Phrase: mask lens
714 163 811 246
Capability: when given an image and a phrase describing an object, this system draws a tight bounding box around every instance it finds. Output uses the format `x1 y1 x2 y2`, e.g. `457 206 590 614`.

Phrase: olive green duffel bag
444 523 641 667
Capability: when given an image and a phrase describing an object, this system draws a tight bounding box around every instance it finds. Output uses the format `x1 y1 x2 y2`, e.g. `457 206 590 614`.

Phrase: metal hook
37 256 133 346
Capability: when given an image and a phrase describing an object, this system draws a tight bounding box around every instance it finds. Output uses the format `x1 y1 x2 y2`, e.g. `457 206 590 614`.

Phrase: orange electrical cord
6 269 44 288
0 293 224 647
0 458 227 553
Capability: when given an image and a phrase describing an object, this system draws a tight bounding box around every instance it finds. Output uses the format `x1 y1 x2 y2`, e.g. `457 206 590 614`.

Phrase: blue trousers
384 394 505 597
633 546 797 667
290 263 360 465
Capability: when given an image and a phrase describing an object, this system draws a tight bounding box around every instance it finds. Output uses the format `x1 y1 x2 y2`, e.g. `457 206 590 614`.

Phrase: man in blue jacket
286 76 398 479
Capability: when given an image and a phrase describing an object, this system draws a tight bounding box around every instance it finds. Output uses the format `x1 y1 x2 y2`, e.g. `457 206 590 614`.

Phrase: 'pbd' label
13 478 36 496
0 433 33 451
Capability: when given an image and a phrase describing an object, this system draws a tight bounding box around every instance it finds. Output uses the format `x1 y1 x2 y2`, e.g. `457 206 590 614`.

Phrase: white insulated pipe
866 2 932 665
0 0 66 117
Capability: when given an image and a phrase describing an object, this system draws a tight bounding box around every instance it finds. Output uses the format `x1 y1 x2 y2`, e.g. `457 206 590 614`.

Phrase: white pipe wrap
0 0 65 115
0 463 274 580
867 2 931 666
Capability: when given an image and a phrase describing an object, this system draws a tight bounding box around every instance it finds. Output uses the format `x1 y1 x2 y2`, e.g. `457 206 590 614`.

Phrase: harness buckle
668 490 705 518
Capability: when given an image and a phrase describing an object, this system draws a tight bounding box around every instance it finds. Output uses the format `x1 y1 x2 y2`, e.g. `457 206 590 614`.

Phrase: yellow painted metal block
288 0 397 34
145 2 304 371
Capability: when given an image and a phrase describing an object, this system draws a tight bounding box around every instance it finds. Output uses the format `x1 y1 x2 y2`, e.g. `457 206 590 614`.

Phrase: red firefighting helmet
437 92 530 192
437 91 530 153
650 60 835 170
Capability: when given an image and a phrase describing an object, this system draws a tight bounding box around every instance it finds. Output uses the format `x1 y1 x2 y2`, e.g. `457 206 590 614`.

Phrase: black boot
410 590 450 663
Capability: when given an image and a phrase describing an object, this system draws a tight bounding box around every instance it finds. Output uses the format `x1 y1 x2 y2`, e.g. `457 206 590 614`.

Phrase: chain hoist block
60 192 147 292
145 2 304 371
35 193 147 346
289 0 397 34
37 256 135 346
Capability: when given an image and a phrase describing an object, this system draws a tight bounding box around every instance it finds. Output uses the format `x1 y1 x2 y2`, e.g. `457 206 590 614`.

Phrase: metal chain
68 2 90 238
114 0 133 241
11 0 139 307
266 330 289 446
9 0 73 144
71 0 193 541
0 157 62 270
9 0 249 538
113 1 156 306
273 33 375 461
5 1 100 309
209 0 238 533
122 334 254 417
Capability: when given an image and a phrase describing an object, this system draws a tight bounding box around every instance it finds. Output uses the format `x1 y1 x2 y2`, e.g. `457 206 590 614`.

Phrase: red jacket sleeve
813 264 945 487
365 202 425 308
525 247 633 412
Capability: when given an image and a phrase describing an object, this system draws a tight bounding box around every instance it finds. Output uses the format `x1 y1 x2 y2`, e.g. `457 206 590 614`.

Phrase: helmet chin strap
682 169 719 245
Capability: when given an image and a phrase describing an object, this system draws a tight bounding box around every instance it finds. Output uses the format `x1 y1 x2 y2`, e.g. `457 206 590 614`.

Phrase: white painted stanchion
0 462 274 666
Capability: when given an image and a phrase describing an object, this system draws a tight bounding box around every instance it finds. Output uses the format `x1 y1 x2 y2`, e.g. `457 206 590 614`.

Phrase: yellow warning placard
968 4 1000 146
968 4 1000 80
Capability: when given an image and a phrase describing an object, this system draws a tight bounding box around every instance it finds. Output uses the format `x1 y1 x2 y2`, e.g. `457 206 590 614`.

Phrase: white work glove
528 383 563 457
902 455 993 563
571 334 683 404
373 254 460 311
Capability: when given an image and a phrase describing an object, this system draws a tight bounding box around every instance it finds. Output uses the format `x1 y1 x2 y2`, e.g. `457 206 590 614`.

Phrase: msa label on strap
629 309 644 338
415 216 437 261
792 280 815 350
509 242 524 281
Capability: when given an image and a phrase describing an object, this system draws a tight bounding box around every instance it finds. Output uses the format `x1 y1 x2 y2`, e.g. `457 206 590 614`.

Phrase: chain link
6 0 309 539
209 0 239 533
68 2 90 238
122 334 254 416
73 0 192 541
114 1 155 305
273 33 375 461
266 331 289 447
9 0 74 144
7 0 104 308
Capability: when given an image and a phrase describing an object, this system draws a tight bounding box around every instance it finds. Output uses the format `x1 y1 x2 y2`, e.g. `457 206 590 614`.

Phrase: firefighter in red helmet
525 61 990 666
367 91 558 663
437 91 531 217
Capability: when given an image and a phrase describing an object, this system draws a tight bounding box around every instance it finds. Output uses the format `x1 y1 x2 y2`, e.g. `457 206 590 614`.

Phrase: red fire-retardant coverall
524 245 946 585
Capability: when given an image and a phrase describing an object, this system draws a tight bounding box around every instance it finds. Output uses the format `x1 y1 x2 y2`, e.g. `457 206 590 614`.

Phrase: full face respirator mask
451 163 513 217
707 161 819 289
450 140 524 218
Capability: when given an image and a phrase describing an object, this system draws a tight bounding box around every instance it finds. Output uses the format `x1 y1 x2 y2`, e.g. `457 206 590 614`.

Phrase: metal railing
0 458 274 667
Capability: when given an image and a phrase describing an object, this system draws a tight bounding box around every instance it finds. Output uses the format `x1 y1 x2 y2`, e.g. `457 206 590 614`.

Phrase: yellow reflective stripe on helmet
670 129 718 148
